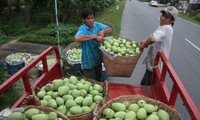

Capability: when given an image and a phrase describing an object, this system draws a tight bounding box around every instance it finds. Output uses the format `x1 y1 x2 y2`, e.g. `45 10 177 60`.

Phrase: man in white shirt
139 6 178 86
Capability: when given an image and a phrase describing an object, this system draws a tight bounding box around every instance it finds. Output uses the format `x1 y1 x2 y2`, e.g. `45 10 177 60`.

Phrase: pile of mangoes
100 99 170 120
37 76 105 116
102 38 141 56
7 108 64 120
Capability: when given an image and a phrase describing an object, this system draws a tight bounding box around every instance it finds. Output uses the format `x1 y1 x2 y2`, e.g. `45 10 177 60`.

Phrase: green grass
95 0 125 37
179 13 200 25
0 70 21 110
0 87 21 110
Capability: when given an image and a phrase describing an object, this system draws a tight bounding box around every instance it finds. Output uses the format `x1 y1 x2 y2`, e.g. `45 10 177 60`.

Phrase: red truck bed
0 46 199 119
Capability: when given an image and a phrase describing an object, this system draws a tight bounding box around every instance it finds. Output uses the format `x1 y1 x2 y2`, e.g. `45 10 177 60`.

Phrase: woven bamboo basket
62 42 82 75
93 94 182 120
20 95 42 107
25 105 69 120
61 77 108 120
102 49 142 77
33 77 108 120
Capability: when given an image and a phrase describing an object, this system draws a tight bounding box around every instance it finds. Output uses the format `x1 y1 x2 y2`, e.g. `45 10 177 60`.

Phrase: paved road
108 0 200 119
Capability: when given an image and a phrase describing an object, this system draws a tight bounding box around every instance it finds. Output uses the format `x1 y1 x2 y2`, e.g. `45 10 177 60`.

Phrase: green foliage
0 68 5 84
19 23 78 45
0 64 21 110
179 13 200 25
0 27 7 45
193 12 200 22
88 0 115 11
0 85 21 109
95 0 125 37
0 0 116 46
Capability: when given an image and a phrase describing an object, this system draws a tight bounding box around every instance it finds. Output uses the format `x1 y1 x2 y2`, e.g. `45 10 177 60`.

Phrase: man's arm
139 35 156 49
98 27 112 38
74 35 103 43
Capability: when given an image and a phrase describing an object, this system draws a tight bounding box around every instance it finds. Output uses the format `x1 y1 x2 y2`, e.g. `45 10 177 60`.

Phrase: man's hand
96 35 103 43
139 35 156 49
98 30 105 38
139 40 147 49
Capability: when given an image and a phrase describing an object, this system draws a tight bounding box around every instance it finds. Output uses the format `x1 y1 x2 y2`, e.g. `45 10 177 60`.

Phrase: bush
193 12 200 22
0 26 7 45
19 23 78 45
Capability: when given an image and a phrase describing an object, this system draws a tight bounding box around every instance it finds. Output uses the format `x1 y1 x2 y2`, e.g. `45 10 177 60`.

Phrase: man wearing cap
139 6 178 86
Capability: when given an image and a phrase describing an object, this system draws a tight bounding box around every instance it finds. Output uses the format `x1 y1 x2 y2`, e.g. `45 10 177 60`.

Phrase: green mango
124 111 136 120
62 94 74 101
25 108 40 119
136 108 147 120
41 100 48 107
123 101 130 109
52 79 64 90
146 114 159 120
56 97 65 106
137 99 146 108
58 86 69 96
31 114 48 120
111 102 126 112
48 112 57 120
144 104 158 113
7 112 25 120
48 99 57 108
90 103 97 110
69 76 78 84
71 89 80 98
57 105 67 114
75 96 84 104
103 108 115 119
46 91 53 96
43 95 52 101
93 84 103 93
68 84 77 90
114 111 126 119
65 99 77 108
128 103 139 112
90 90 99 96
82 96 93 106
76 82 84 90
82 106 92 113
37 90 46 99
93 95 103 102
70 106 83 115
157 109 170 120
45 83 54 91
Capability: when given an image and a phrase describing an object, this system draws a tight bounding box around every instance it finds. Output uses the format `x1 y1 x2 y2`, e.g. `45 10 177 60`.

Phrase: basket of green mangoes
34 75 108 120
93 94 182 120
64 42 82 75
100 37 142 77
6 105 69 120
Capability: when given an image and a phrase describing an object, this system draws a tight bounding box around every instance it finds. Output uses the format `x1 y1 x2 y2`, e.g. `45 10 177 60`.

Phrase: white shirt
143 24 173 71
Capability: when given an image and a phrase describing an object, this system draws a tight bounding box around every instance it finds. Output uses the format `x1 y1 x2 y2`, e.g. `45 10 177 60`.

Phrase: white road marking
185 38 200 51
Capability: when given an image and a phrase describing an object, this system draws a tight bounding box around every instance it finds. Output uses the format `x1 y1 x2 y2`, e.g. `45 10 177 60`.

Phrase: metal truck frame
0 46 199 119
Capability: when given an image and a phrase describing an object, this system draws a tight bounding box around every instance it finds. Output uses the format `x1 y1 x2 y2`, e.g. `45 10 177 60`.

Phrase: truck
0 46 199 119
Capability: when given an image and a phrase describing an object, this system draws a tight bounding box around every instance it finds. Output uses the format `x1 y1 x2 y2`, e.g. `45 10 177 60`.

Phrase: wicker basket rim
93 94 182 120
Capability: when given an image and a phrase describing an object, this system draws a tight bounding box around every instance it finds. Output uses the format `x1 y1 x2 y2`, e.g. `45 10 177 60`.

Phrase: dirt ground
0 40 52 60
0 40 71 62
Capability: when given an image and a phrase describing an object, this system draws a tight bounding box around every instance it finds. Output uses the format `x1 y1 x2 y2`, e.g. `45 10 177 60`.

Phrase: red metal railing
151 51 200 120
0 46 63 108
0 47 199 119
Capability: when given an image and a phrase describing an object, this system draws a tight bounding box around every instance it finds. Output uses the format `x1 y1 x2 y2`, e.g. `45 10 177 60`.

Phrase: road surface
108 0 200 119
